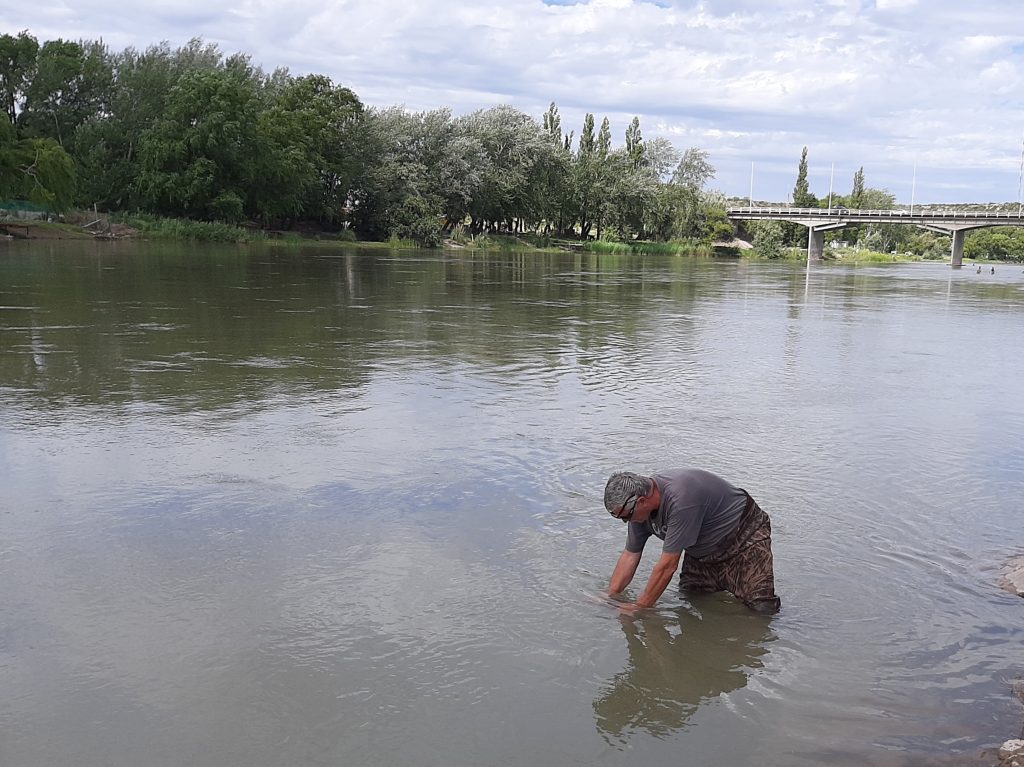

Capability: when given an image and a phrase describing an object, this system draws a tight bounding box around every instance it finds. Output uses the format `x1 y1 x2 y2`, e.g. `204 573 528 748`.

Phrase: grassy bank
445 232 564 252
115 214 267 243
583 239 715 256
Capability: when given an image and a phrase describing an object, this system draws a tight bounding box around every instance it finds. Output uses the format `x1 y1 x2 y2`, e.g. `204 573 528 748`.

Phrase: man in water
603 469 780 613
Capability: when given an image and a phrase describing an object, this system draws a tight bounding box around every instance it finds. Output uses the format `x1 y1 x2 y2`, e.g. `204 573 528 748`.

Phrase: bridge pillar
950 229 965 268
807 227 825 262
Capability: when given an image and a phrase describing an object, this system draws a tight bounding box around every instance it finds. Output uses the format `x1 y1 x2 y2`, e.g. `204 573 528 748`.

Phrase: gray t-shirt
625 468 747 558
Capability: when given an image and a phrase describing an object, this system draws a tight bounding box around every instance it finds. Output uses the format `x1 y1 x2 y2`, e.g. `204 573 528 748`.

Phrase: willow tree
0 113 75 210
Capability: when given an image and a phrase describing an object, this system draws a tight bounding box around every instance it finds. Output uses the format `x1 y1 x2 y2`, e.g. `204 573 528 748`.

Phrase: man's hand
616 601 645 614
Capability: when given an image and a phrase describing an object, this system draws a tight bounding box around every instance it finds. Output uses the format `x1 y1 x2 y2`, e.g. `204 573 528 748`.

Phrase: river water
1 241 1022 767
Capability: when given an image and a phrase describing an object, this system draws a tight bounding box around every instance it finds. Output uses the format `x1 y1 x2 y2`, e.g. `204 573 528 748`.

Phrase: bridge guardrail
726 207 1024 220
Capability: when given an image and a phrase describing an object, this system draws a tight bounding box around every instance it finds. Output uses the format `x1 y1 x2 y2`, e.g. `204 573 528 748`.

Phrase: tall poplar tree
597 116 611 157
624 116 644 168
571 113 598 238
542 101 561 145
578 113 595 156
784 146 816 246
851 166 865 208
793 146 813 207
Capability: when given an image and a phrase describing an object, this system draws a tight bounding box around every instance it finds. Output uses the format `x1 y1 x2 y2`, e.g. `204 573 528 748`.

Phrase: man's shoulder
656 468 733 507
654 467 703 487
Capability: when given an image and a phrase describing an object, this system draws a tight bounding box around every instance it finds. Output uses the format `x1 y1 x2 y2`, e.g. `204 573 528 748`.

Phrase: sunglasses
612 495 639 522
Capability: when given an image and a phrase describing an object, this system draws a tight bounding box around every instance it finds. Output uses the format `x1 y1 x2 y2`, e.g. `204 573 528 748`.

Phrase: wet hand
616 601 644 614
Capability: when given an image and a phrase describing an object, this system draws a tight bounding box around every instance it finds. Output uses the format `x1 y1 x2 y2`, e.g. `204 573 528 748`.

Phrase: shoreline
3 219 1023 267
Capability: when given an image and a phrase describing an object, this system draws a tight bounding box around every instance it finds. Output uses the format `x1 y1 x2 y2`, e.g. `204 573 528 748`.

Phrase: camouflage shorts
678 493 781 613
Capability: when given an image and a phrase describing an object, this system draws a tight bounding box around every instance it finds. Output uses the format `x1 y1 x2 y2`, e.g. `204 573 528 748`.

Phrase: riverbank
3 217 1021 267
1 220 100 240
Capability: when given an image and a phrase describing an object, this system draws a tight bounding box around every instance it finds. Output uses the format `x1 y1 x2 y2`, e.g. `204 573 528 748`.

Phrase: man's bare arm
608 549 642 595
632 551 682 609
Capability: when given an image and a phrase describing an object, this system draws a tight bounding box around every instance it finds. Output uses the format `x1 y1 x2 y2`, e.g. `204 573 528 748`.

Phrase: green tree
964 228 1024 262
793 146 813 207
591 117 616 238
672 147 714 190
608 136 681 241
856 187 912 253
669 147 717 240
0 113 75 210
624 116 644 169
640 145 725 242
137 62 265 221
0 31 39 125
538 102 571 235
751 220 784 259
259 73 364 224
542 101 561 144
462 105 553 233
571 113 599 238
597 117 611 156
20 38 113 146
352 106 497 244
578 113 595 156
851 166 865 208
785 146 817 244
73 38 224 210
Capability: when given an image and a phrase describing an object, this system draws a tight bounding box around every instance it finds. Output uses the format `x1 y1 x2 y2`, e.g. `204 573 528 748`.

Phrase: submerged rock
999 557 1024 597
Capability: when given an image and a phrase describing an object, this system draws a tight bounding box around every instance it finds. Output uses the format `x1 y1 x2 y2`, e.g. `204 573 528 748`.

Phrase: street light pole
910 162 917 216
827 162 835 213
749 162 754 210
1016 133 1023 217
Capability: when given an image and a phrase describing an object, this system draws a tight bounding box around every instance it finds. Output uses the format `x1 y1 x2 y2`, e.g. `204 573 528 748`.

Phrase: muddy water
2 241 1023 766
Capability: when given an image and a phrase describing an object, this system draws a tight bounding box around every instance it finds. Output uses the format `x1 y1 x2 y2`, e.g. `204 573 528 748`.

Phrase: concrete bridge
725 207 1024 266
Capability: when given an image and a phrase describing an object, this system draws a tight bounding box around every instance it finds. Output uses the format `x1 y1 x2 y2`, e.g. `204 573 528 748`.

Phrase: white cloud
875 0 918 9
4 0 1024 202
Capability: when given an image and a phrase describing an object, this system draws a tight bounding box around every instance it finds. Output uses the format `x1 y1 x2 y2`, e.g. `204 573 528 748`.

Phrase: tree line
3 31 1017 258
0 31 733 246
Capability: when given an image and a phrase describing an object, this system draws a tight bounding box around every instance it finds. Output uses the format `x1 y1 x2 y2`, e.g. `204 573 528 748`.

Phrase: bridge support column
807 227 825 262
950 229 965 268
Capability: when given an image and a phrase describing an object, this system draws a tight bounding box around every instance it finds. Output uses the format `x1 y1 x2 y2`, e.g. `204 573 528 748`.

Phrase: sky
3 0 1024 204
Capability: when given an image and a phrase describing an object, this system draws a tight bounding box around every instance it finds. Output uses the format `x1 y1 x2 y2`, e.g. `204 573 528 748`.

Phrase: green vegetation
0 30 730 249
964 227 1024 262
116 214 266 242
584 239 713 257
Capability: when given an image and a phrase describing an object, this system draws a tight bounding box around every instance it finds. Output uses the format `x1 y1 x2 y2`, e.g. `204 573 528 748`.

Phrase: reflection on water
595 602 775 743
2 241 1024 767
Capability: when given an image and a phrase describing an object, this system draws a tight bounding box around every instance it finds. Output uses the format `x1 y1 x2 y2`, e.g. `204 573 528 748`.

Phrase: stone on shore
999 739 1024 765
999 556 1024 597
